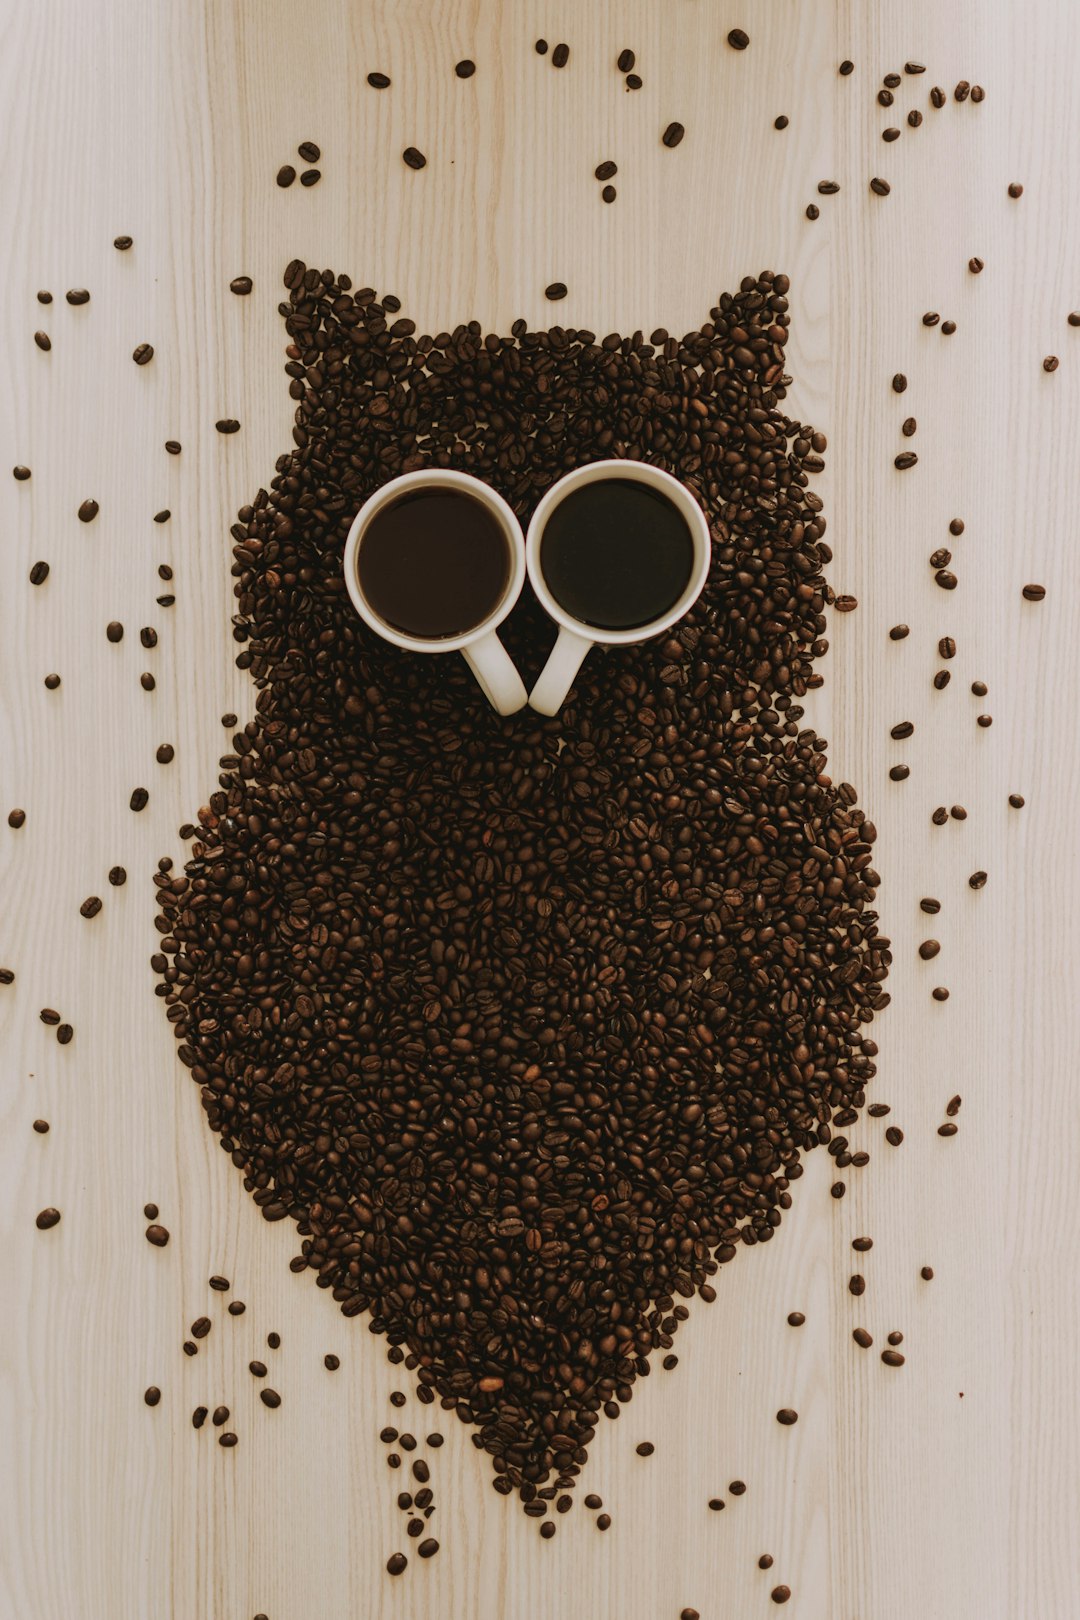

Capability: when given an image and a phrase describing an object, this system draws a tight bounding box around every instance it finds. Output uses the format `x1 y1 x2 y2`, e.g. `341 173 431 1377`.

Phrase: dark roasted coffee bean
969 257 984 273
888 765 909 781
852 1236 874 1249
1069 312 1080 327
907 110 923 127
249 1360 267 1377
888 1331 904 1346
918 939 940 960
33 1119 50 1133
635 1441 655 1456
883 128 900 143
140 673 155 690
216 418 240 433
114 235 133 249
883 72 901 87
1008 182 1023 198
212 1405 229 1426
266 1331 279 1347
776 1408 798 1425
834 595 858 612
954 80 970 101
894 451 917 469
300 169 320 187
920 897 941 914
787 1312 805 1327
935 570 957 590
132 343 154 365
923 311 940 326
144 1386 161 1407
869 178 891 196
36 1208 61 1230
107 622 124 642
971 680 987 696
933 670 951 690
191 1317 211 1339
930 549 951 568
853 1328 873 1348
143 1203 158 1219
1043 355 1059 372
805 203 820 219
129 788 149 812
66 288 90 305
324 1353 340 1370
662 122 685 148
774 115 789 130
949 518 965 535
941 320 956 334
551 43 569 68
219 1432 238 1447
544 281 567 300
602 185 616 203
759 1554 774 1569
153 509 170 523
29 561 49 585
1021 583 1046 600
932 987 950 1001
229 276 253 295
37 290 52 303
625 73 642 89
34 331 51 350
260 1388 281 1408
885 1126 904 1146
534 39 547 55
8 811 27 829
839 60 854 75
145 1224 170 1246
976 713 992 727
387 1553 408 1576
165 439 181 454
889 623 910 639
951 804 967 819
1009 794 1025 808
881 1350 905 1367
771 1588 791 1605
727 29 749 49
728 1480 746 1496
921 1266 934 1280
817 180 840 194
80 896 102 919
297 141 320 162
709 1498 724 1511
418 1539 439 1559
938 1123 958 1137
849 1274 865 1296
890 721 914 739
276 165 296 186
878 89 893 106
596 1514 611 1531
903 416 916 439
892 373 907 393
13 465 31 480
939 637 956 658
617 49 635 72
595 160 617 181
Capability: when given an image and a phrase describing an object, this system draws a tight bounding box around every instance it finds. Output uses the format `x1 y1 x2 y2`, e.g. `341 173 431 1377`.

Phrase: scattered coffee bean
902 417 916 435
1009 794 1025 808
551 43 569 68
13 465 31 480
908 110 923 127
215 418 241 433
145 1224 170 1246
920 1266 934 1281
881 1350 905 1367
544 282 567 300
1008 183 1023 198
219 1432 238 1447
1021 583 1046 601
300 169 320 187
1043 355 1059 372
276 165 296 187
776 1409 798 1425
853 1328 873 1348
939 637 956 659
774 116 789 130
29 561 50 585
890 721 914 739
923 311 940 326
969 257 984 273
132 344 154 365
955 81 970 101
895 452 917 469
107 622 124 643
635 1441 655 1456
951 804 967 819
883 128 900 143
870 178 891 196
888 765 910 781
662 123 685 149
80 896 102 919
36 1208 61 1230
787 1312 805 1327
34 331 51 351
602 185 616 203
617 49 635 72
889 624 910 640
805 203 820 220
852 1236 874 1249
933 671 951 690
885 1126 904 1146
33 1120 50 1133
727 29 749 49
941 320 956 334
771 1589 791 1605
932 987 950 1001
976 714 992 727
260 1388 281 1409
114 235 133 249
839 60 854 75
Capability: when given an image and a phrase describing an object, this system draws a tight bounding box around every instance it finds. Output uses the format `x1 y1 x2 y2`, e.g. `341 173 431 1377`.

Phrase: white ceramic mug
342 469 528 715
526 460 712 716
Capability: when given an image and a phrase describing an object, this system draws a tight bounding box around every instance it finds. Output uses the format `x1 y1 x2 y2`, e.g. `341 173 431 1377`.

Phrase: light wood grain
2 3 1079 1617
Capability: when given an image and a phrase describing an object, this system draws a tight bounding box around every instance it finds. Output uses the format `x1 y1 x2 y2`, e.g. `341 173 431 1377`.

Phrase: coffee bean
662 123 685 148
602 185 616 203
300 169 320 187
596 1514 611 1531
635 1441 655 1456
1069 313 1080 327
140 673 155 690
13 465 31 480
774 116 789 130
1021 583 1046 601
969 257 984 273
29 561 49 585
260 1388 281 1408
759 1554 774 1569
923 311 940 326
889 624 910 640
34 331 51 351
709 1498 724 1511
938 1123 958 1137
870 178 891 196
1009 794 1025 808
418 1539 439 1558
955 81 970 101
941 320 956 335
806 204 820 220
595 161 617 181
888 765 910 781
839 60 854 75
920 1266 934 1280
878 89 893 106
908 110 923 127
890 721 914 739
219 1433 238 1447
727 29 749 49
297 141 320 163
276 166 296 186
885 1126 904 1146
951 804 967 819
818 180 840 194
776 1409 798 1425
165 440 181 454
887 1331 904 1346
66 288 90 305
323 1353 340 1370
132 344 154 365
143 1203 158 1219
894 452 917 469
1043 355 1059 372
534 39 548 55
216 419 241 433
625 73 642 89
930 549 951 569
680 1611 699 1620
883 72 901 88
918 940 940 960
932 987 950 1001
976 714 992 727
37 290 52 303
36 1208 61 1230
80 896 103 919
191 1317 211 1339
728 1480 746 1496
834 595 858 612
852 1236 874 1248
901 417 916 436
771 1589 791 1605
129 788 149 812
971 85 985 102
266 1331 279 1347
935 570 957 590
971 681 987 696
209 1275 229 1291
881 1350 905 1367
114 235 133 249
883 128 900 143
892 373 907 393
787 1312 805 1327
617 49 635 72
544 282 567 300
33 1120 50 1133
8 811 27 829
551 43 569 68
939 637 956 659
933 671 951 690
107 622 124 643
1008 183 1023 198
145 1224 170 1246
853 1328 873 1348
920 898 941 914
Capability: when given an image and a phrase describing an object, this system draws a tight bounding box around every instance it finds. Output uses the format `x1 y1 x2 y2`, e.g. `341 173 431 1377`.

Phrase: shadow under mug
525 461 713 716
342 469 529 715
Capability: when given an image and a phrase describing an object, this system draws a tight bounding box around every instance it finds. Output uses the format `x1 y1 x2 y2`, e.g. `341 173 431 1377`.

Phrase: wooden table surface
3 3 1079 1617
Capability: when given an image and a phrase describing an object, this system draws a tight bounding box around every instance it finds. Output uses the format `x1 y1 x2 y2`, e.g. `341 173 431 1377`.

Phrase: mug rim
524 459 711 645
342 468 526 653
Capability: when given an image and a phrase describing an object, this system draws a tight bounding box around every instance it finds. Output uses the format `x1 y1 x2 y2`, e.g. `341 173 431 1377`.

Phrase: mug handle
462 631 528 715
528 626 594 715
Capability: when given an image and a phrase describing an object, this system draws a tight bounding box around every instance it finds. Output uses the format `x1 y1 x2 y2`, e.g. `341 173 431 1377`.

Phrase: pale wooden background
2 3 1079 1617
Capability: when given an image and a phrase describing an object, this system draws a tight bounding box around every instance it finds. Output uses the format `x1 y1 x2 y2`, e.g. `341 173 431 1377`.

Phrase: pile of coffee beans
155 261 889 1509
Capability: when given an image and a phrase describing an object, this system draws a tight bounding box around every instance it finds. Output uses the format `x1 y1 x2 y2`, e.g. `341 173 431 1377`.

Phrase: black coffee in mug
358 488 510 639
539 478 694 630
